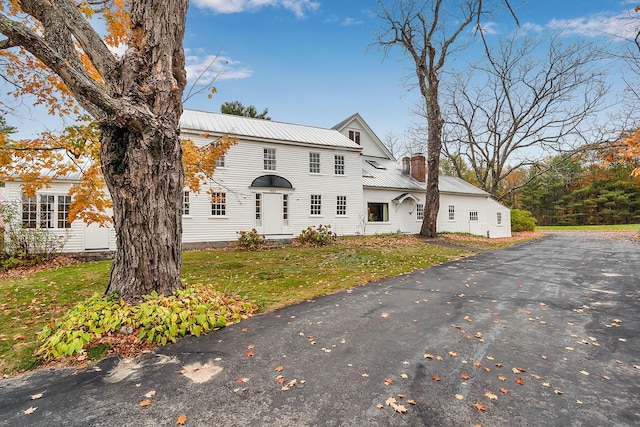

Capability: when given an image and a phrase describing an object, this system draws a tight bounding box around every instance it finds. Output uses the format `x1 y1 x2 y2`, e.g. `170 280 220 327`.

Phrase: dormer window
348 130 360 144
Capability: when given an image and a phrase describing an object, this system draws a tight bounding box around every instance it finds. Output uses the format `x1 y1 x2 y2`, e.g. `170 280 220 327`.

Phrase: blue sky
182 0 638 143
4 0 639 141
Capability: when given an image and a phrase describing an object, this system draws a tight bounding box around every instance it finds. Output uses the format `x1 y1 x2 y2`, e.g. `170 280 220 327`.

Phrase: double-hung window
448 205 455 221
264 148 276 170
334 155 345 175
211 192 226 216
183 191 190 215
416 203 424 220
336 195 347 216
309 152 320 173
469 211 479 222
310 195 322 215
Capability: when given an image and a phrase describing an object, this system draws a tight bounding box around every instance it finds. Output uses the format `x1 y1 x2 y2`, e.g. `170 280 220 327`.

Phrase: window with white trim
283 194 289 225
255 193 262 226
337 195 347 216
367 202 389 222
348 130 360 144
211 192 226 216
497 212 502 225
183 191 190 215
264 148 276 170
469 210 479 222
22 194 71 229
448 205 455 221
310 194 322 215
57 196 72 228
309 152 320 173
416 203 424 220
216 156 225 168
334 155 345 175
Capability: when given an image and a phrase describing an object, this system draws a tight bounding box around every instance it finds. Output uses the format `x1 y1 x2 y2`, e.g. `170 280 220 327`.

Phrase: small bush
36 284 259 360
0 201 68 263
237 228 266 250
511 209 537 232
296 224 337 246
0 255 21 271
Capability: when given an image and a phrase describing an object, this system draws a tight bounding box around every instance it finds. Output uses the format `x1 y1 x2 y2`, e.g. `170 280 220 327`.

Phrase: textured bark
101 123 184 301
0 0 189 302
419 71 443 238
100 1 188 302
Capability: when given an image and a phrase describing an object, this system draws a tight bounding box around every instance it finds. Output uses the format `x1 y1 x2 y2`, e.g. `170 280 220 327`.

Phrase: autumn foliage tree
0 1 230 303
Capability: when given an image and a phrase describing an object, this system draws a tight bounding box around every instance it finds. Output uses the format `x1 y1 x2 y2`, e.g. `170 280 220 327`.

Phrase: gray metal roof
181 109 361 150
439 175 489 196
362 156 489 196
362 156 425 191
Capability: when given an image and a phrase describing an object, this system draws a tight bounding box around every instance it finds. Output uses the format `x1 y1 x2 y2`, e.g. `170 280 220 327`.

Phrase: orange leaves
515 377 524 385
182 136 236 195
139 399 152 407
474 403 487 412
176 415 187 425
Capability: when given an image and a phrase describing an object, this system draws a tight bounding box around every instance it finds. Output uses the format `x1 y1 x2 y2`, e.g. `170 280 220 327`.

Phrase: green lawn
536 224 640 232
0 233 541 376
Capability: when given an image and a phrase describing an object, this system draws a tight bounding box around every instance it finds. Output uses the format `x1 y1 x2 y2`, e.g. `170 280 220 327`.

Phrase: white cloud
478 21 499 35
520 22 544 34
341 17 363 27
185 54 252 85
193 0 319 17
546 9 639 41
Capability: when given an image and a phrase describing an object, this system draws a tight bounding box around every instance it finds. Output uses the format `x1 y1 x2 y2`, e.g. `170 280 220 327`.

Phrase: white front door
84 223 110 250
262 193 283 235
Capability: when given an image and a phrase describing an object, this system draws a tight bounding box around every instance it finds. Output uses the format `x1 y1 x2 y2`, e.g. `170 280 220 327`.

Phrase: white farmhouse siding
2 180 116 252
334 113 512 238
180 110 363 245
2 111 512 253
437 176 512 238
360 155 425 235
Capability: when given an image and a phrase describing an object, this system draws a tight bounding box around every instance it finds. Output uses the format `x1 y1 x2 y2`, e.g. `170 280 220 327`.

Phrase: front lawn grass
536 224 640 232
0 233 538 376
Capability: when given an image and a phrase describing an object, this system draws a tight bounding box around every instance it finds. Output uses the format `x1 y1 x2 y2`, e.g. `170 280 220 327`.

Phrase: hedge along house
333 113 511 238
2 110 510 254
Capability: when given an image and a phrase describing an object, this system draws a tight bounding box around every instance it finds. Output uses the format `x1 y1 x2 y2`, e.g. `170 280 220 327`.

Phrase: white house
2 110 511 253
333 113 511 238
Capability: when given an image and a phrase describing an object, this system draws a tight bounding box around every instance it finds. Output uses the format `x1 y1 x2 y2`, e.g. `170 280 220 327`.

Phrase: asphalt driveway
1 232 639 426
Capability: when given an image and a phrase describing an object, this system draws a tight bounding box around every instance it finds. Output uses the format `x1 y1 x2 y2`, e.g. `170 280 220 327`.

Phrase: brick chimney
410 154 426 183
402 157 411 175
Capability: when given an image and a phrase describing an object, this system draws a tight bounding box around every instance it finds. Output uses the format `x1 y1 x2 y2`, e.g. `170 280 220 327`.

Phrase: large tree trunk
101 120 184 302
0 1 189 303
420 63 443 238
99 0 189 302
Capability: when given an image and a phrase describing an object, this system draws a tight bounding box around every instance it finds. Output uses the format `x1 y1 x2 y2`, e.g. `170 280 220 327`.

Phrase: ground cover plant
0 233 544 376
